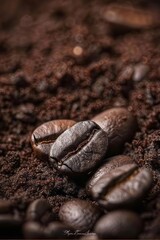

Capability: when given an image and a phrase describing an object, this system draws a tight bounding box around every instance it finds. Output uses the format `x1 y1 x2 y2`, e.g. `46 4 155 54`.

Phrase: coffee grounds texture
0 0 160 238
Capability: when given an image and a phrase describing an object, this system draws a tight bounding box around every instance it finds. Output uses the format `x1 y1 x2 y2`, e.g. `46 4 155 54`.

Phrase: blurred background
0 1 160 238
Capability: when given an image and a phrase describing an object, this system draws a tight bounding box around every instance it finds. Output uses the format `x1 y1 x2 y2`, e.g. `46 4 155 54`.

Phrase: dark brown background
0 0 160 238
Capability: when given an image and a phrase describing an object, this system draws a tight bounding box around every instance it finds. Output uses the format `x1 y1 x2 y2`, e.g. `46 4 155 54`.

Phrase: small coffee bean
104 5 159 30
50 121 108 175
92 108 136 154
133 64 149 82
59 199 101 232
45 221 70 239
91 164 152 210
31 119 76 160
23 221 45 239
95 210 143 239
86 155 134 195
0 200 12 214
26 199 53 224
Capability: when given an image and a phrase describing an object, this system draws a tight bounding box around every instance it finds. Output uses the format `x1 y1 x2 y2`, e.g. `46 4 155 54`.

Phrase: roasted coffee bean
59 199 101 232
26 199 53 224
23 221 45 239
86 155 134 195
31 119 76 160
0 200 12 214
50 121 108 175
0 214 22 237
45 221 70 239
92 108 136 154
133 64 149 82
95 210 142 239
104 5 159 30
91 164 152 210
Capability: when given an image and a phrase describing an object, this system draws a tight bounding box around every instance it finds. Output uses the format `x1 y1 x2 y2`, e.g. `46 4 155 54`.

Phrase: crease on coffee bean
104 168 140 198
51 149 101 174
50 156 76 173
60 128 99 163
33 134 56 146
59 162 77 173
98 166 138 199
100 168 151 207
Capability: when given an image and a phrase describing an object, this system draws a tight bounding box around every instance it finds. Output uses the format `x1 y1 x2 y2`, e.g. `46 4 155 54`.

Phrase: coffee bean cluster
0 108 152 239
30 107 152 239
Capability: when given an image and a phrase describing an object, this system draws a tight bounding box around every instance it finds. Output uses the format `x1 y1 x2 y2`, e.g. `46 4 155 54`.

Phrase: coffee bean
91 164 152 210
104 5 159 30
95 210 142 239
23 221 45 239
59 199 101 232
133 64 149 82
92 108 137 154
0 214 22 237
31 119 76 160
45 221 70 239
26 199 53 224
0 200 12 214
80 233 98 240
86 155 134 195
50 121 108 175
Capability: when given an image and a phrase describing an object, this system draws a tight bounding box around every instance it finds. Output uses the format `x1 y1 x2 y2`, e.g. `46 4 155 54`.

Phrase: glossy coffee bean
59 199 101 232
23 221 45 239
92 108 137 154
86 155 134 195
31 119 76 160
45 221 70 239
50 121 108 175
0 200 12 214
26 199 53 224
91 164 152 210
95 210 142 239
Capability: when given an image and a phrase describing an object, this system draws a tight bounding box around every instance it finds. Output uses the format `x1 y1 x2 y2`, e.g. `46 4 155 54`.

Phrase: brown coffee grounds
0 0 160 238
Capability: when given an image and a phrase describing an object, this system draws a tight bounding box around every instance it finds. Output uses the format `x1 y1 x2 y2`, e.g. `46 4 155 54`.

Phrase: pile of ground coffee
0 0 160 238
